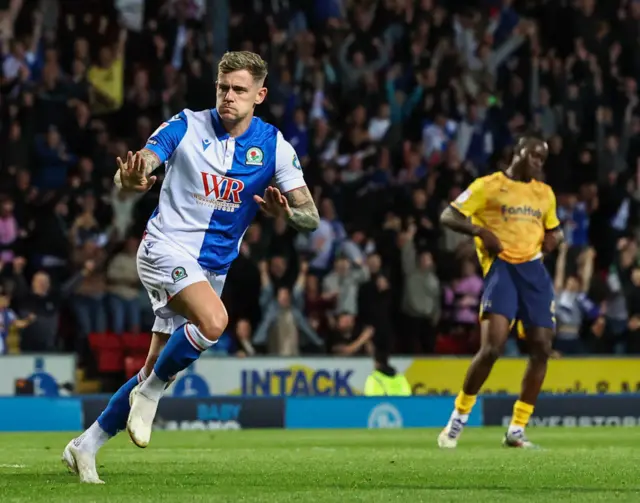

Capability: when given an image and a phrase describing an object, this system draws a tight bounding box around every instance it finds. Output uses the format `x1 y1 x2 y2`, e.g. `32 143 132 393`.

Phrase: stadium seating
124 355 147 380
122 333 152 357
88 333 124 373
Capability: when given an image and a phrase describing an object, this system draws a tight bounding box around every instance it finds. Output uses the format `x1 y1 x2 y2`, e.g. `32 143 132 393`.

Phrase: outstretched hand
253 186 293 218
116 151 156 192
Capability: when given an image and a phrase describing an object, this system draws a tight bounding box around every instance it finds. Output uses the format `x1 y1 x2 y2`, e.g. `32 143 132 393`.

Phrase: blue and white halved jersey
143 108 306 274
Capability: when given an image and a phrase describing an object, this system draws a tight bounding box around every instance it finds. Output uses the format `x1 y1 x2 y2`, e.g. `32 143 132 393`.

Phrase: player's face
216 70 267 123
522 142 548 179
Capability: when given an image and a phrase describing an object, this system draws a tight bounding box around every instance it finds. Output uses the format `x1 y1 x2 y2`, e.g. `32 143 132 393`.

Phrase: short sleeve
450 178 486 218
274 132 306 193
6 309 17 325
144 111 189 164
544 188 561 230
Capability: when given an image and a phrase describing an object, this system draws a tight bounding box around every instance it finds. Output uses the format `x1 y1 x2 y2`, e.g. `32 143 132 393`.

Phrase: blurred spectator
70 195 102 247
303 272 332 336
327 313 374 357
267 217 297 263
443 258 482 329
322 255 369 316
233 319 256 357
3 0 640 366
208 328 240 357
400 223 441 353
363 348 412 396
307 198 346 274
557 194 591 248
605 239 637 353
28 196 71 282
554 244 600 355
109 185 143 242
35 126 77 190
357 271 393 353
625 265 640 354
106 236 140 335
0 281 34 354
341 228 375 267
0 196 18 263
70 242 106 341
14 260 94 352
254 260 323 355
88 25 127 117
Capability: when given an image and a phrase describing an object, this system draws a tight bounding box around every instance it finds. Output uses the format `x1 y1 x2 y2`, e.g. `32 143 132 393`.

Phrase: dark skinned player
437 137 563 449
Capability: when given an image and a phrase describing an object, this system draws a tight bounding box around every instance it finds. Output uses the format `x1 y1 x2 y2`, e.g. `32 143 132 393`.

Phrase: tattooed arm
283 185 320 232
264 136 320 232
115 112 186 191
254 185 320 233
114 149 162 192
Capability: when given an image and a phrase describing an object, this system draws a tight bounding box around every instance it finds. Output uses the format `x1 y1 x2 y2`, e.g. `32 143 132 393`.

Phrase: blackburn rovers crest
246 147 264 166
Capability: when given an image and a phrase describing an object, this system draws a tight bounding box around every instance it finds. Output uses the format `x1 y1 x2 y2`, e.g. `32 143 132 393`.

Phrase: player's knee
530 338 553 362
478 344 502 362
195 307 228 342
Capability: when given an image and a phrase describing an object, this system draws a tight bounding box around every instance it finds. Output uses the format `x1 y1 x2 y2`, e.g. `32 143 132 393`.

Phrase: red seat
97 349 124 373
125 355 147 379
434 334 469 355
89 333 124 374
122 333 151 356
89 332 122 351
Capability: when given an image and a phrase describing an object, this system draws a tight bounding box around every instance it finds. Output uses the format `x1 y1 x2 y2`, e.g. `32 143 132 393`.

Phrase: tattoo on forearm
285 186 320 232
140 148 162 175
114 148 162 190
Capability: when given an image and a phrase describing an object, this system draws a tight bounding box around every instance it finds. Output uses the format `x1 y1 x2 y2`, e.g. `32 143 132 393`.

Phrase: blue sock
153 323 208 381
97 370 146 436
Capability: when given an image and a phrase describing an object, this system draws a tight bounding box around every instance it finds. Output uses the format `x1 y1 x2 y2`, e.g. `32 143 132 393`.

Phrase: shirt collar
210 108 257 147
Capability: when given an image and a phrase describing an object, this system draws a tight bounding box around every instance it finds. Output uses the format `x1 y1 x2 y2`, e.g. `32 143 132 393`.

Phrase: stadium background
1 0 640 431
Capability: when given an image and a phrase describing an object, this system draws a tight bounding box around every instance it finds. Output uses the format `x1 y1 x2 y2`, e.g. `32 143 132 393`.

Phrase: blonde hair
218 51 268 84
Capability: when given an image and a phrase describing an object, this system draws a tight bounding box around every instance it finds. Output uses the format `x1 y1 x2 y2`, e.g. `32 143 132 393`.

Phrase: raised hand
116 151 157 193
253 186 293 219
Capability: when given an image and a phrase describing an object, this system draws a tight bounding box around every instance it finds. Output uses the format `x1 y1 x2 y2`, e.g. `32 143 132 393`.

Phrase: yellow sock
454 391 477 415
510 400 534 428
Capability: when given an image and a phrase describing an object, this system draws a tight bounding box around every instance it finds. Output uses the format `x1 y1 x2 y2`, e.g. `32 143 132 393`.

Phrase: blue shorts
480 258 555 329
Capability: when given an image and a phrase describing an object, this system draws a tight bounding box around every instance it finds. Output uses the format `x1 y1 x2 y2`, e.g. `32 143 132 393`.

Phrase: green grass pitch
1 428 639 502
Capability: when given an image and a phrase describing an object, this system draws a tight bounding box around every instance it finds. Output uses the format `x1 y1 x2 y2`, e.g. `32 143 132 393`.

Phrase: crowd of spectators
2 0 640 364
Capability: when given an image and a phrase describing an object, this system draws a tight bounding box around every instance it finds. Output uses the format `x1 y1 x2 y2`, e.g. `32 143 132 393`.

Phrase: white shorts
137 234 226 335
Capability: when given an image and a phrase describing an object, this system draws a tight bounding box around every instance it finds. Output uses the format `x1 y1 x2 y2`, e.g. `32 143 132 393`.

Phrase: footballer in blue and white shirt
63 51 319 484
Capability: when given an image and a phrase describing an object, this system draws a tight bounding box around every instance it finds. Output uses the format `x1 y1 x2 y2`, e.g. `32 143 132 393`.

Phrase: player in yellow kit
438 137 563 449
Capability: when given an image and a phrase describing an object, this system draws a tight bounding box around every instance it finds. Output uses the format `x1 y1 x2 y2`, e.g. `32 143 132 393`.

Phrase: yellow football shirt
88 58 124 114
451 172 560 276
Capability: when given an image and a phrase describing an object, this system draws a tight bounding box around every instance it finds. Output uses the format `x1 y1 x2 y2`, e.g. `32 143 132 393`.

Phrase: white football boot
126 385 160 448
61 440 104 484
502 429 539 449
437 417 466 449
